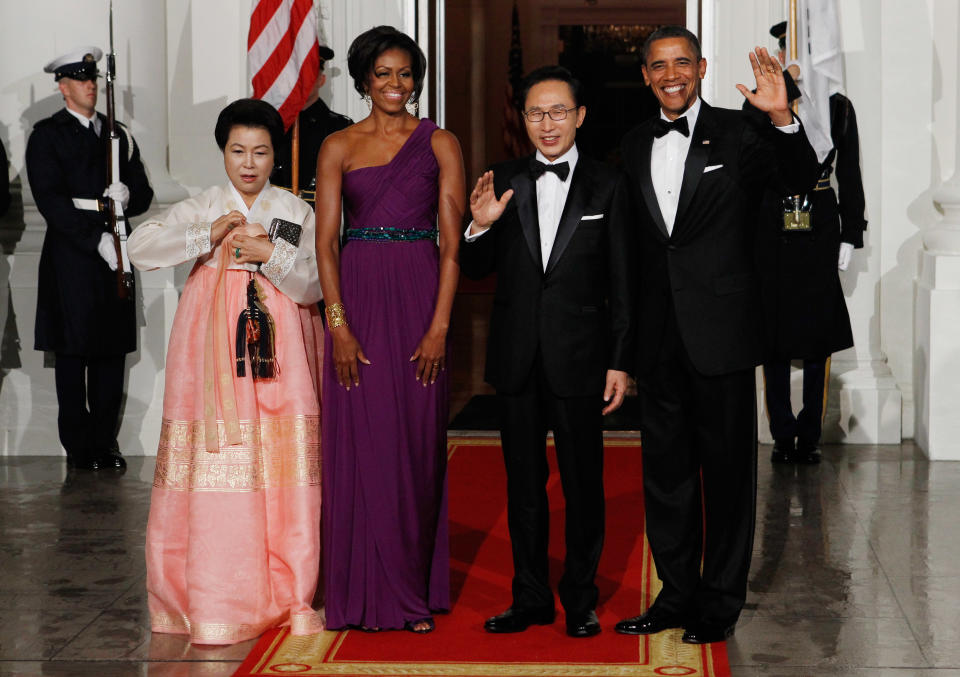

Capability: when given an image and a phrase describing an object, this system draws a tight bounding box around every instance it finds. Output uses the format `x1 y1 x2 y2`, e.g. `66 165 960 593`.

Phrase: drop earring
406 98 419 117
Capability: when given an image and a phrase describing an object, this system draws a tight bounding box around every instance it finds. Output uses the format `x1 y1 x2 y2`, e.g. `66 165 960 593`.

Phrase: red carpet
233 436 731 676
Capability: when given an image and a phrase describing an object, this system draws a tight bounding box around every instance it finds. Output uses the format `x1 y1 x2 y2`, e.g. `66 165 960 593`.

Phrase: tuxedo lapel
634 124 669 239
510 169 543 271
673 102 714 235
544 160 590 275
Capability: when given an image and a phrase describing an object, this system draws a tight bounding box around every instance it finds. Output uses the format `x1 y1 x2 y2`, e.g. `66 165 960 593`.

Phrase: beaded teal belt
347 227 438 242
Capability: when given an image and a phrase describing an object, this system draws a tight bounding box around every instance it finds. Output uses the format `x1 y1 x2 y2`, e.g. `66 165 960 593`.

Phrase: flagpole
291 117 300 195
789 0 798 114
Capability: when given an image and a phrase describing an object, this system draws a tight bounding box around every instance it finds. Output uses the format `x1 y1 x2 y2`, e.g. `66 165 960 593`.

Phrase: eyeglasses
523 106 577 122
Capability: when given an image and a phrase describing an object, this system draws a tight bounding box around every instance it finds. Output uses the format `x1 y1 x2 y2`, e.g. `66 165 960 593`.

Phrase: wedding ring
234 247 241 258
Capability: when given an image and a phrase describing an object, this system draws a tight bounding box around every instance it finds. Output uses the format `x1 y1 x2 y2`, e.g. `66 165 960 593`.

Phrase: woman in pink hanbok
129 99 324 645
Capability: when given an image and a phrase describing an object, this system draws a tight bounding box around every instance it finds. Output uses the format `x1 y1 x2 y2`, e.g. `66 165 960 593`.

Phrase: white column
914 2 960 460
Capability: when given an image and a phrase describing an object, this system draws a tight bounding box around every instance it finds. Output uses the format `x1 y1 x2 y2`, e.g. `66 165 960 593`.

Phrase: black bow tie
529 159 570 182
653 116 690 138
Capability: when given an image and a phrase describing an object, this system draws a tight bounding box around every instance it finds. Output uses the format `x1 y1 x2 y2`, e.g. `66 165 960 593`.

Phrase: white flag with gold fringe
788 0 843 163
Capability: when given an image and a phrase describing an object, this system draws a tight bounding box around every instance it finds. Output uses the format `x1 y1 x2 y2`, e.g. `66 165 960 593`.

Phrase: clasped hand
223 220 274 265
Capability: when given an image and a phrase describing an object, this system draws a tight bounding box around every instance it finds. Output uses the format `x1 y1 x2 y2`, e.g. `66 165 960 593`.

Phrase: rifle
105 0 133 299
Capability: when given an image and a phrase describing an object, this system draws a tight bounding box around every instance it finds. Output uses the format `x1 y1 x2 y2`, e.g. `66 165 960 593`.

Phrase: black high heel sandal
403 617 435 634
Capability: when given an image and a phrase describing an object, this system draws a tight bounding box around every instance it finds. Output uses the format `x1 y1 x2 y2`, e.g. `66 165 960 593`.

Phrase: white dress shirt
66 107 101 137
465 144 579 273
650 97 799 236
534 144 578 270
650 98 700 236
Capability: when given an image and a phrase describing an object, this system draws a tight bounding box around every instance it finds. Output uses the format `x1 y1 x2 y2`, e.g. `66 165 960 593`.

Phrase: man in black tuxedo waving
460 66 633 639
612 27 818 644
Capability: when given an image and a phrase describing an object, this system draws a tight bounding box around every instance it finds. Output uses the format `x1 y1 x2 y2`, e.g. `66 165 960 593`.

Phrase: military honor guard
272 44 353 203
753 22 866 465
26 47 153 470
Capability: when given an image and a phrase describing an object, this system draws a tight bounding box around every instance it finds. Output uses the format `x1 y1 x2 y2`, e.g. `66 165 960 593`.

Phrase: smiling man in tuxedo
611 27 818 644
460 65 633 639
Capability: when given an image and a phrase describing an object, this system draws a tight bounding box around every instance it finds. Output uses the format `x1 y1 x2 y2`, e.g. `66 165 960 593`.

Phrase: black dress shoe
614 606 685 635
566 609 601 638
70 454 102 471
795 442 821 465
483 606 555 633
681 622 735 644
770 438 796 464
98 449 127 469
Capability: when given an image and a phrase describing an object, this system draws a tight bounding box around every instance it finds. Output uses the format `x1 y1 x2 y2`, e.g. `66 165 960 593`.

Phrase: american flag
248 0 319 130
502 2 532 158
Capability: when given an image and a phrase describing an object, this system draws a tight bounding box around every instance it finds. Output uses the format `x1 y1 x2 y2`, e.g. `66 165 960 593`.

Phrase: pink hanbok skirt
146 264 324 645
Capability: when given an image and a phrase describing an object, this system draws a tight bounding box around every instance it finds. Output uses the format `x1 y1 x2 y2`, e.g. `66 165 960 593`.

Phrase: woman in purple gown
315 26 465 633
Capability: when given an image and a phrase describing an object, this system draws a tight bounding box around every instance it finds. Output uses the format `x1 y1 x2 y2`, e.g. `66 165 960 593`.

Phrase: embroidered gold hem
154 415 320 491
152 609 324 645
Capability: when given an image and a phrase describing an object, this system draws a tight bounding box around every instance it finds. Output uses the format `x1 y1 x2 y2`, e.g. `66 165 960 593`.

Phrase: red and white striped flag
502 2 532 158
248 0 319 130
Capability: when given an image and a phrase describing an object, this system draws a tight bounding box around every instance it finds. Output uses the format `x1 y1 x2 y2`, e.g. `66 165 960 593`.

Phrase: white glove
98 232 118 271
838 242 854 271
103 181 130 210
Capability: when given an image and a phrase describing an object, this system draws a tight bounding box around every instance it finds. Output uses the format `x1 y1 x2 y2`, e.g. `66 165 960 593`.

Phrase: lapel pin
702 140 710 145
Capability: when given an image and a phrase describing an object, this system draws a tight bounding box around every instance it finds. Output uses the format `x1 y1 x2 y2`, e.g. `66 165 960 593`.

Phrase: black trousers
497 355 605 615
637 310 757 626
763 357 829 450
54 353 125 460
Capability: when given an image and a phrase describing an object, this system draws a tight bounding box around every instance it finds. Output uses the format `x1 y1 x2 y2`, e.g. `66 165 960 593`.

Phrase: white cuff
261 238 297 286
464 220 489 241
774 119 801 134
185 223 212 259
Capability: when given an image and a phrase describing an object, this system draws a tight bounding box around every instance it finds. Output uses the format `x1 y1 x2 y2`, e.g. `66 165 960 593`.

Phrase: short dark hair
214 98 284 152
517 65 582 112
347 26 427 103
641 25 702 66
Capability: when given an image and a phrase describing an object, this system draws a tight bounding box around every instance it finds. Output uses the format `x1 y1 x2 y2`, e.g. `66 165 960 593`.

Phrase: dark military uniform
272 98 352 199
750 72 866 459
0 138 9 217
26 109 153 464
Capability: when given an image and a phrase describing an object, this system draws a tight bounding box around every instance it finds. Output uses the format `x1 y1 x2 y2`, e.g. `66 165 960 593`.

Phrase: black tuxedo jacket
616 102 819 377
460 153 633 397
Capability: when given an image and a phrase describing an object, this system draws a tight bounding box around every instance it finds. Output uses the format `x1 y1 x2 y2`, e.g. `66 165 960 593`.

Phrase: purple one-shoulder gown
322 119 450 630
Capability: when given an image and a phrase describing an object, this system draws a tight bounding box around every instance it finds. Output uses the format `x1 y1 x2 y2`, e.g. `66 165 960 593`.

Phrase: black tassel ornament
235 275 277 379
